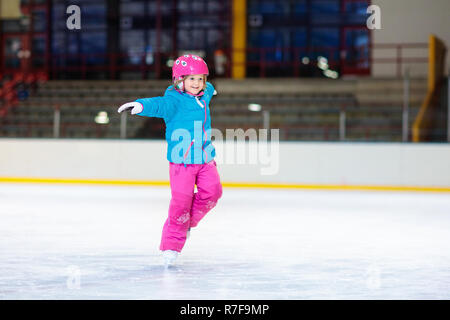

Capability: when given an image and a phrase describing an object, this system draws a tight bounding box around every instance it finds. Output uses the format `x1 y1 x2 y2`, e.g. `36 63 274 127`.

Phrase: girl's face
183 74 205 95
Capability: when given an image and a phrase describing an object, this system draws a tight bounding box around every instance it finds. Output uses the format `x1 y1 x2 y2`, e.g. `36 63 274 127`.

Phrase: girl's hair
173 75 207 92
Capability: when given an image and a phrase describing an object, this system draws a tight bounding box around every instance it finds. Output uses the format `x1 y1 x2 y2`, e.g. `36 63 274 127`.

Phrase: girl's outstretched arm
118 95 176 122
135 96 176 121
117 101 143 114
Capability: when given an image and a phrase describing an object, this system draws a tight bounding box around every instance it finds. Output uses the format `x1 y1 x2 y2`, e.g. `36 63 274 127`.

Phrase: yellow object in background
0 0 22 20
412 34 447 142
231 0 246 79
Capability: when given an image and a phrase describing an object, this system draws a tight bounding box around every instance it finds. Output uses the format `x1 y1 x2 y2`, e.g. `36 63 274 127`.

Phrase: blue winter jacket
135 82 216 165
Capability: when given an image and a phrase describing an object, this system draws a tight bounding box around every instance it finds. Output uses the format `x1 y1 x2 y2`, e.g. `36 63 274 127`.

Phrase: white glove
117 102 143 115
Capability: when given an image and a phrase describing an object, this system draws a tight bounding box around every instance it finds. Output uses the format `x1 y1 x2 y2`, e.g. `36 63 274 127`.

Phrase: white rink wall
0 139 450 188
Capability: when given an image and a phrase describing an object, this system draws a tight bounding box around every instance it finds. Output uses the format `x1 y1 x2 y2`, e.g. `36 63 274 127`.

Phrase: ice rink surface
1 183 449 299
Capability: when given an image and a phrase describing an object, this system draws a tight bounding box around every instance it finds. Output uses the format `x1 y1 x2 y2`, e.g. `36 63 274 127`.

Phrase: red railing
0 79 18 117
0 72 48 118
1 42 428 80
242 43 428 77
370 43 429 77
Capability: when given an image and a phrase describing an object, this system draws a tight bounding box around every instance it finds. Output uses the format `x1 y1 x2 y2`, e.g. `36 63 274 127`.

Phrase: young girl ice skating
117 55 222 266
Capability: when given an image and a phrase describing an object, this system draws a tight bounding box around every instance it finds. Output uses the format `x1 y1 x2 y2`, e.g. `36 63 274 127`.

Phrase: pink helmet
172 54 209 82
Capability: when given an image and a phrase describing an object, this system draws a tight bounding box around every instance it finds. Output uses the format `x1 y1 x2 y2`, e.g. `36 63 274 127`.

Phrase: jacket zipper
201 100 208 163
194 96 209 163
183 139 195 167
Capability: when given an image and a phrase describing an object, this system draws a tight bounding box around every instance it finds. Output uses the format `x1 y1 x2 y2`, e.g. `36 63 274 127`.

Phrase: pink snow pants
160 160 223 252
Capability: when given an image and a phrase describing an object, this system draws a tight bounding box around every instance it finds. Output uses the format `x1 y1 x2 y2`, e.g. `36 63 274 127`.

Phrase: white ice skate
162 250 179 266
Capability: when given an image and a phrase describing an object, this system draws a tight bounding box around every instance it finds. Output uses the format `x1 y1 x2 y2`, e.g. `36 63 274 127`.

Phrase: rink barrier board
1 176 450 193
